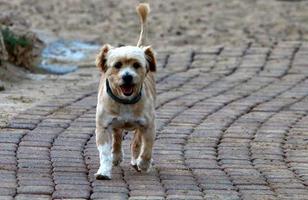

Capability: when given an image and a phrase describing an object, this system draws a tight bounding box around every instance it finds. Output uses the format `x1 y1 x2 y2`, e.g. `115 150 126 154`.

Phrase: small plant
1 27 31 52
0 25 43 71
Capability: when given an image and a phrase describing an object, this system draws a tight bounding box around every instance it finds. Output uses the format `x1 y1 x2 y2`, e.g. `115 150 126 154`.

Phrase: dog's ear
143 46 156 72
96 44 112 72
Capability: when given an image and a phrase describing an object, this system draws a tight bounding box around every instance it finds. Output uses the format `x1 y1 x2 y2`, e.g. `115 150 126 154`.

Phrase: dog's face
96 45 156 99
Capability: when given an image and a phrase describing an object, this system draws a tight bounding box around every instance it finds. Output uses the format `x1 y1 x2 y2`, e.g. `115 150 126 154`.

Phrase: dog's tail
136 3 150 47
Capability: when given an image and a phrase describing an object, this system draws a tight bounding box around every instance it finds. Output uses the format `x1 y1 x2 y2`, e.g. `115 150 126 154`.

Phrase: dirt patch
1 0 307 49
0 61 99 126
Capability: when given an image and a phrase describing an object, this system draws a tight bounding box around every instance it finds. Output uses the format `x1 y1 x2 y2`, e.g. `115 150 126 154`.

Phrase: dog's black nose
122 74 133 84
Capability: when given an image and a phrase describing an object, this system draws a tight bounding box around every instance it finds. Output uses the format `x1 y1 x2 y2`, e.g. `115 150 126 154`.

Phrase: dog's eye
133 62 141 69
114 62 122 69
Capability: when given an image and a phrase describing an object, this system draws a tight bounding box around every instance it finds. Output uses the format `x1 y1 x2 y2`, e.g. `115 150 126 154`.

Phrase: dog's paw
130 158 141 172
136 158 152 172
95 173 111 180
95 168 111 180
131 164 142 172
112 153 123 166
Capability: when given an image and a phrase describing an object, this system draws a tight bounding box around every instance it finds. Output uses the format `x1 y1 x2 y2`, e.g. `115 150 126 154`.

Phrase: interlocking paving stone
1 42 308 199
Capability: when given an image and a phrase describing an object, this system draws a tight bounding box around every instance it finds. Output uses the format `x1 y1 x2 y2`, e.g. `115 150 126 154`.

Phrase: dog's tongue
121 85 133 96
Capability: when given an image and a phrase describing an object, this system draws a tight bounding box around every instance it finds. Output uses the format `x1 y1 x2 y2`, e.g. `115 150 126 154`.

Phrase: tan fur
94 3 157 180
136 3 150 47
131 129 142 163
112 128 123 165
144 46 156 72
96 44 112 72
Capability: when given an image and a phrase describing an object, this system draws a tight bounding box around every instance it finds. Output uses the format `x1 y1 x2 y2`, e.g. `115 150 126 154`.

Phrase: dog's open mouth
120 85 134 96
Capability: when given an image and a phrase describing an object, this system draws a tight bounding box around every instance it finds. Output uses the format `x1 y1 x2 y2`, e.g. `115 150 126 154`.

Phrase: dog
94 3 156 180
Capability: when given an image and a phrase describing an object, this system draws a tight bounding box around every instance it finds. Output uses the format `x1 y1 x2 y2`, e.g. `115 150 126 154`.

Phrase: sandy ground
0 63 99 127
0 0 308 125
1 0 308 48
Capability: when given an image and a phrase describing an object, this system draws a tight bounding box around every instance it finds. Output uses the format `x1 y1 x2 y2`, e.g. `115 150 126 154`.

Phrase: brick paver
1 42 308 200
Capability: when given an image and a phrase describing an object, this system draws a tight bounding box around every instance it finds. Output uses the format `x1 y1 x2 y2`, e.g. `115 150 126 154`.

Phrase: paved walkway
1 42 308 200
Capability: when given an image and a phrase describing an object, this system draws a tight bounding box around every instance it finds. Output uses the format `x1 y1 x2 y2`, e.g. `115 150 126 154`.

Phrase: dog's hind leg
112 128 123 166
137 126 155 172
131 129 142 171
95 125 113 180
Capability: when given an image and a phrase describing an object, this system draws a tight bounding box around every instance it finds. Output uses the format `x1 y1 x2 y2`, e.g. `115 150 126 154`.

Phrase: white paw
97 144 112 180
131 158 137 166
95 167 111 180
131 158 141 172
136 157 152 172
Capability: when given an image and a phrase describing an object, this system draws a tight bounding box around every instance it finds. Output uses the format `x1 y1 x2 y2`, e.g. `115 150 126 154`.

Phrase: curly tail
136 3 150 47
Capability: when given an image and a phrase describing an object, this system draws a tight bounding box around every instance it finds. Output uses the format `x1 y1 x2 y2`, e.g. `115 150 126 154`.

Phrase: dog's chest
119 106 136 125
105 105 147 130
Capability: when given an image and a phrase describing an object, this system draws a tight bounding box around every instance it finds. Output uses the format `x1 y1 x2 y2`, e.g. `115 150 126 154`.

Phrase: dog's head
96 3 155 100
96 44 156 99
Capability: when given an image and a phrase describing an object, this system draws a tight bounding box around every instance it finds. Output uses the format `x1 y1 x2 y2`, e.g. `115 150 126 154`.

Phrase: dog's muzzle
106 79 142 104
122 74 133 84
121 73 134 96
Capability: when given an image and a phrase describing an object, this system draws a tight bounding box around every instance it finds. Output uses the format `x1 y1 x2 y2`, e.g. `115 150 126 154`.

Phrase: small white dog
95 3 156 180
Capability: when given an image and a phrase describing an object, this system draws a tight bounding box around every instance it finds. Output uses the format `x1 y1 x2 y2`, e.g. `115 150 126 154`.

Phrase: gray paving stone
1 45 308 198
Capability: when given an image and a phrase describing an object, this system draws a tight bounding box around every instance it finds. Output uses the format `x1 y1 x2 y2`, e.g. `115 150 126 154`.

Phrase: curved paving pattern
1 42 308 200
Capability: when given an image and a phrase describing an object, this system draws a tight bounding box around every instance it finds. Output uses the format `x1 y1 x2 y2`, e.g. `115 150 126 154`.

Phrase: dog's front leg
137 125 155 172
95 125 113 180
131 129 142 170
112 128 123 166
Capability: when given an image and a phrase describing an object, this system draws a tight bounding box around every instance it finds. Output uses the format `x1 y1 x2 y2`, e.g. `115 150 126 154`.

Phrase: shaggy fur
95 3 156 180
